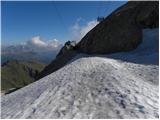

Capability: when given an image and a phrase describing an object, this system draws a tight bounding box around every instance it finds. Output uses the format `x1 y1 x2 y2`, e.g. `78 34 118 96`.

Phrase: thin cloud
70 19 98 42
27 36 47 47
2 36 63 54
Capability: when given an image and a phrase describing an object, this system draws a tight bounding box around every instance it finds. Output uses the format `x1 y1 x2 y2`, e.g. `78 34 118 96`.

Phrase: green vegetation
1 60 46 91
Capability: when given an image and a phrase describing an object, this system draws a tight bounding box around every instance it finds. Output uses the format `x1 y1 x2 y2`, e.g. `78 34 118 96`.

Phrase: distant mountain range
1 37 63 64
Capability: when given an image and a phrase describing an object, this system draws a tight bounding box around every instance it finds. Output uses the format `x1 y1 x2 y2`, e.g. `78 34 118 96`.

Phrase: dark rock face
37 1 159 79
76 1 159 54
136 2 159 28
22 65 39 79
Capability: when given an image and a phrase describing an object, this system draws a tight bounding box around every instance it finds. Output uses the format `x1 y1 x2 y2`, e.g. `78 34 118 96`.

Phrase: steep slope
37 1 159 79
1 29 159 119
1 60 46 92
77 1 158 53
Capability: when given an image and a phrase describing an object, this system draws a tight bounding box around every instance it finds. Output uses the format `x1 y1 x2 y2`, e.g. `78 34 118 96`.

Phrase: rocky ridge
37 1 159 79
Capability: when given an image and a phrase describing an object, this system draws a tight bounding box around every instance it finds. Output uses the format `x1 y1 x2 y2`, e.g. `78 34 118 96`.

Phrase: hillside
1 60 46 92
1 28 159 118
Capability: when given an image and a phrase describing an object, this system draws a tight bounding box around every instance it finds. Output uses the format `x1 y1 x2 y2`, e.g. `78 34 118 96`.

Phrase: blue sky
1 1 127 45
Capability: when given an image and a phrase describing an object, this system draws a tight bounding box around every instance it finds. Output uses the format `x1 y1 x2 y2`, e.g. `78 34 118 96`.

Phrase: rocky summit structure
37 1 159 79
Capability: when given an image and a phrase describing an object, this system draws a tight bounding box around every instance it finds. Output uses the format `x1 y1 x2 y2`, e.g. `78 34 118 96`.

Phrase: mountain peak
37 1 159 79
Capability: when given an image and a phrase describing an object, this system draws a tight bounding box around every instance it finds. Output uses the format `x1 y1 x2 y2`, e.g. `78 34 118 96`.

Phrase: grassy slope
1 60 46 91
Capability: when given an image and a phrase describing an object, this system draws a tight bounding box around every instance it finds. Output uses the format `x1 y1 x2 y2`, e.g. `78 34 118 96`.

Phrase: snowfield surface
1 29 159 119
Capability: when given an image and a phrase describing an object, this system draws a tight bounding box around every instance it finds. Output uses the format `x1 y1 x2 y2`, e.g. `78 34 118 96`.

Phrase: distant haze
1 37 63 64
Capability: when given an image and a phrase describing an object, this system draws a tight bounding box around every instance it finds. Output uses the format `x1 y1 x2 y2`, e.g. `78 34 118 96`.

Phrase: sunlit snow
1 29 159 119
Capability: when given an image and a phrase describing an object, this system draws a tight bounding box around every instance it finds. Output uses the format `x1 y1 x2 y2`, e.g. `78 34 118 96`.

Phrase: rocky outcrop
76 1 158 54
37 42 77 79
37 1 159 79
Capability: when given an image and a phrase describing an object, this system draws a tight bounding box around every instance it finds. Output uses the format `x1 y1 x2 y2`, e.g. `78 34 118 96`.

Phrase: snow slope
1 29 159 119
